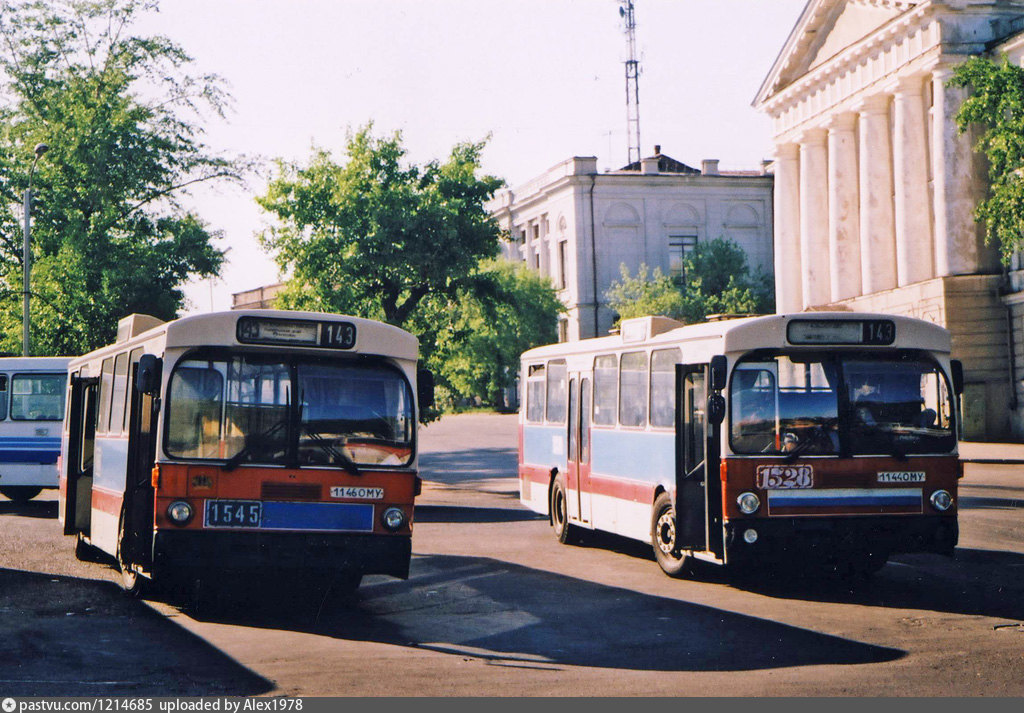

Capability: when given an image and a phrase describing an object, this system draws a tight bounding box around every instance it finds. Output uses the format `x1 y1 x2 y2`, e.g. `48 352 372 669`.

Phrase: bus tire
0 486 42 503
652 492 689 578
550 475 578 545
116 512 147 598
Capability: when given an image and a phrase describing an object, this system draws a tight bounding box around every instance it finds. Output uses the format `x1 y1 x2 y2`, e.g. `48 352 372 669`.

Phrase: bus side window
593 355 617 426
545 360 567 424
525 364 546 423
650 349 680 428
0 374 7 421
619 351 648 427
109 352 129 434
97 357 114 435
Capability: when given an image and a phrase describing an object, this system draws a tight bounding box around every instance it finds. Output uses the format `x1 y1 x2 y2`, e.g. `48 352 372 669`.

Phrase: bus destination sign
237 316 357 349
787 319 895 346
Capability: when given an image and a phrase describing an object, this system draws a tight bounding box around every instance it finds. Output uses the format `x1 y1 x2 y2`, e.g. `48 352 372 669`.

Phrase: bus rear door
566 374 592 524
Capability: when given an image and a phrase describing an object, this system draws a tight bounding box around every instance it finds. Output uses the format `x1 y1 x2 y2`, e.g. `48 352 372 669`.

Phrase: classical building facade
488 148 774 341
754 0 1024 439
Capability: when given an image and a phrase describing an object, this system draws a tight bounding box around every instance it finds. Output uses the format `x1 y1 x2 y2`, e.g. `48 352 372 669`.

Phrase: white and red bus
519 312 962 577
60 310 432 597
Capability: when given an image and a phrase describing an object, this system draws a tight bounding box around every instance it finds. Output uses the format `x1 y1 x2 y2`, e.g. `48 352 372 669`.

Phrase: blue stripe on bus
523 425 567 468
523 424 675 485
261 501 374 532
0 437 61 464
591 429 674 483
769 488 922 508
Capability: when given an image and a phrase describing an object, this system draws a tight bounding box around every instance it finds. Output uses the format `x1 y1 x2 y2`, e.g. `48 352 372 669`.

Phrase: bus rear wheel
0 486 42 503
652 492 690 578
550 475 579 545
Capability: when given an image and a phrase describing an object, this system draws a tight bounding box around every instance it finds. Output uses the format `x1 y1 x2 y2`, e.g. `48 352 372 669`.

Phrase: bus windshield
729 352 955 456
166 353 414 467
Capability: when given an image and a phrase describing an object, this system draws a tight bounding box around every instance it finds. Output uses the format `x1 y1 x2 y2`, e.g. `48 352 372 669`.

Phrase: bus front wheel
652 492 689 578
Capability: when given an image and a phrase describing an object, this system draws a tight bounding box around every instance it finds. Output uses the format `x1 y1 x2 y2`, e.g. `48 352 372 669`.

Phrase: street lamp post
23 142 48 357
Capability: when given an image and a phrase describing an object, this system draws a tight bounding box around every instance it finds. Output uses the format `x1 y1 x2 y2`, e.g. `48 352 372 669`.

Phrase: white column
932 66 989 276
894 75 934 286
773 143 802 314
859 94 898 294
800 129 830 308
827 113 861 301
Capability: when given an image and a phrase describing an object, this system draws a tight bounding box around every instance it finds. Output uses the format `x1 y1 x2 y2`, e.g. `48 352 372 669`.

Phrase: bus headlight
737 492 761 515
167 500 194 526
381 507 406 531
930 490 954 512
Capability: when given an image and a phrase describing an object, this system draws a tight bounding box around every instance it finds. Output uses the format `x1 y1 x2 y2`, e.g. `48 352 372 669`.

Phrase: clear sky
132 0 808 314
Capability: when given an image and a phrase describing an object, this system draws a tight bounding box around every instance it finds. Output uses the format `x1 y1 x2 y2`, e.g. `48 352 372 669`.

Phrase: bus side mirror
417 368 435 409
707 393 726 425
951 359 964 395
136 354 162 395
710 355 728 392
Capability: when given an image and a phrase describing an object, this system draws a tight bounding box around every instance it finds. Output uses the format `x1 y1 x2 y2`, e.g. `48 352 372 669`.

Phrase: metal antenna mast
620 0 641 165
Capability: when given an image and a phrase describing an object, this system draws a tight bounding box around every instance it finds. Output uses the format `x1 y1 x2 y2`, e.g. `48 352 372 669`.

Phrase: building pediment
755 0 920 107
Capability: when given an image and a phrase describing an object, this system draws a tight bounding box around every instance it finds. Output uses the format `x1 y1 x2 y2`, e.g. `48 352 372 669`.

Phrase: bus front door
675 364 723 558
62 375 98 536
121 362 160 567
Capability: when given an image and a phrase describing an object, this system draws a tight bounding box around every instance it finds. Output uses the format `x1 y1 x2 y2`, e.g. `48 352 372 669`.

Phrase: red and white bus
519 312 962 577
60 310 432 597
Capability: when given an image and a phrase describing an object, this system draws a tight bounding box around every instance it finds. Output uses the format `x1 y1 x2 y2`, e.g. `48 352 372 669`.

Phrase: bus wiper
224 418 288 472
303 425 362 477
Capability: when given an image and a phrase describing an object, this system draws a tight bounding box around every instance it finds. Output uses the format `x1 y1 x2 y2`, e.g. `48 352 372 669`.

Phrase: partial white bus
0 357 70 503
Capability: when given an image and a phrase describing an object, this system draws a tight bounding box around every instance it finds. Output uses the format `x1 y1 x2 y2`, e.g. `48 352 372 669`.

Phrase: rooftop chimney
702 159 720 176
653 144 661 155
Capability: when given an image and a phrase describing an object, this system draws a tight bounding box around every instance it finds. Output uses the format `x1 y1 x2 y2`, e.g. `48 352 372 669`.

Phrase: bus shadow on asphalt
722 547 1024 623
415 504 545 523
419 448 517 484
187 554 904 672
0 499 58 519
0 567 273 696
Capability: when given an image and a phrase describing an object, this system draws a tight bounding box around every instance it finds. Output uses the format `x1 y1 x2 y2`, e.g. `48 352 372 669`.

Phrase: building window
557 318 568 343
557 241 568 290
669 235 698 284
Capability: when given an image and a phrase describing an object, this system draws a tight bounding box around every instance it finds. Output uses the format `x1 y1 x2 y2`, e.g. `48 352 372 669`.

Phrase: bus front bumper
724 514 958 565
152 529 411 580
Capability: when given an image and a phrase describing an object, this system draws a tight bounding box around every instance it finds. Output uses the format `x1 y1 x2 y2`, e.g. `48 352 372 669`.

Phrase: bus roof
521 312 952 361
70 310 419 366
0 356 72 371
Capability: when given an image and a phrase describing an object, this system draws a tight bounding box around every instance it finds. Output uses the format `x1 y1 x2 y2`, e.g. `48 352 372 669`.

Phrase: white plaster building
754 0 1024 440
488 148 774 342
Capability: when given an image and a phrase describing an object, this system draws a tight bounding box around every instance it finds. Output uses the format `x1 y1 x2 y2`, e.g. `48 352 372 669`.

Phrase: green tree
257 125 504 326
428 259 563 410
606 237 773 324
949 56 1024 263
0 0 240 355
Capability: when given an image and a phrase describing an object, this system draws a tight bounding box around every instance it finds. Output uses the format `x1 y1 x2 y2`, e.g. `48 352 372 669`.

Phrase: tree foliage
258 125 563 411
258 124 504 326
606 237 774 324
428 259 563 410
950 56 1024 263
0 0 240 355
